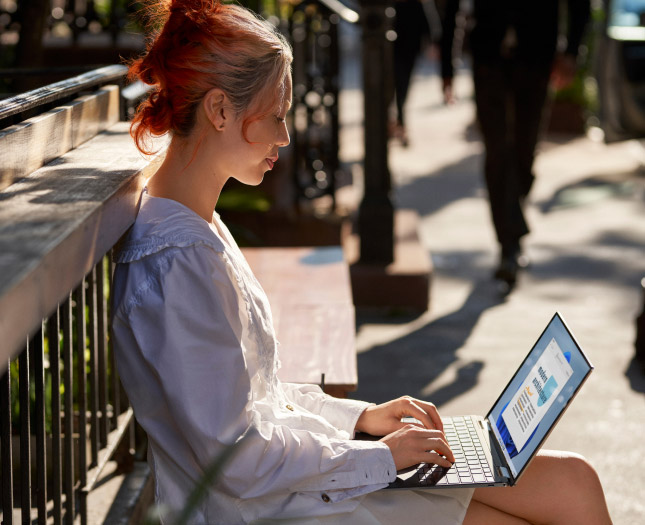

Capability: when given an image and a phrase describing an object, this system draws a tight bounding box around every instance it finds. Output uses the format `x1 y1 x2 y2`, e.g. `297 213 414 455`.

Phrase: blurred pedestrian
391 0 441 146
441 0 591 287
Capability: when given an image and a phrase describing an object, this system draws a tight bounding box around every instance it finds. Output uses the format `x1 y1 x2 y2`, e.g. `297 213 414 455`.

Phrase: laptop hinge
484 418 514 483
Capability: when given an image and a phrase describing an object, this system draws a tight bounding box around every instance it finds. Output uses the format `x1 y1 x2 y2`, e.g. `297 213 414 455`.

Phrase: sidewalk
342 61 645 522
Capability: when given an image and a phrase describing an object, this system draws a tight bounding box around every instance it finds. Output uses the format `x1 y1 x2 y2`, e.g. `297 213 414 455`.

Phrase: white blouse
111 191 397 524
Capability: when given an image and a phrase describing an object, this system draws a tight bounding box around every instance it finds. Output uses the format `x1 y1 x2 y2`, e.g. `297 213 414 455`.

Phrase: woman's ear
203 88 228 131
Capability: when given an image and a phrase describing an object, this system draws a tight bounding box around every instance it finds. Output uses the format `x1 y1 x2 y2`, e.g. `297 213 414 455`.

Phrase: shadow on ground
626 357 645 394
352 278 505 406
394 152 482 218
537 171 644 213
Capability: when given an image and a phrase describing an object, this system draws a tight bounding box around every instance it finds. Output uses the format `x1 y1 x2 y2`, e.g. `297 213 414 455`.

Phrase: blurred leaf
144 437 247 525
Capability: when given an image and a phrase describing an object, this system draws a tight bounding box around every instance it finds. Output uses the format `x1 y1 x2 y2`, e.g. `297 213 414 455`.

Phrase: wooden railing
0 65 158 524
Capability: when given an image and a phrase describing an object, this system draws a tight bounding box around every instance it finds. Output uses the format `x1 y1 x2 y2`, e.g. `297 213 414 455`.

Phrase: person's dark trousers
394 48 417 126
392 0 428 127
473 59 551 258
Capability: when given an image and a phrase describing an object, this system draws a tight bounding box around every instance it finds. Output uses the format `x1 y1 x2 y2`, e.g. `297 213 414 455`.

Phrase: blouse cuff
318 397 373 436
320 440 397 503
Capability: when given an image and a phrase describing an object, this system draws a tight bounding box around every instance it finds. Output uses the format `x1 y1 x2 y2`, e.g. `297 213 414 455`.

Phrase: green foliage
552 5 605 115
217 187 272 212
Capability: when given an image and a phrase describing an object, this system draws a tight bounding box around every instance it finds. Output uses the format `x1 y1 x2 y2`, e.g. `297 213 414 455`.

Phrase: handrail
0 122 158 372
0 64 128 124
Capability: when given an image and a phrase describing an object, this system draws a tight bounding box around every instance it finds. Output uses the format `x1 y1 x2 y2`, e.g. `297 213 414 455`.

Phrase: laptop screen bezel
484 311 594 484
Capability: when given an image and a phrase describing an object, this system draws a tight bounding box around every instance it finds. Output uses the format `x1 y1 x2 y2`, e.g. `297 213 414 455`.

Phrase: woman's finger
414 399 445 432
399 398 444 432
427 436 454 463
381 426 454 470
424 450 453 468
411 428 454 463
404 427 454 460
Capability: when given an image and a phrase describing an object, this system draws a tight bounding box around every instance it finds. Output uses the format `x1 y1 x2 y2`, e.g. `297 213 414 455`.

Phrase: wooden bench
243 246 357 398
0 66 357 523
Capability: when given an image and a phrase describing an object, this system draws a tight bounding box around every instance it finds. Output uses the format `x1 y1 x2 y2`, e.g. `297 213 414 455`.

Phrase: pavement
338 48 645 523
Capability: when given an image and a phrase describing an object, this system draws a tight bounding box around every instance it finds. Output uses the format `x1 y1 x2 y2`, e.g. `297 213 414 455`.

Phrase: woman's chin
235 171 266 187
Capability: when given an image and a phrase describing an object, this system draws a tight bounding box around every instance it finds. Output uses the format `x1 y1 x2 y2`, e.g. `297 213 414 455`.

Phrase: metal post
32 325 48 523
0 359 13 525
19 346 32 523
358 0 394 265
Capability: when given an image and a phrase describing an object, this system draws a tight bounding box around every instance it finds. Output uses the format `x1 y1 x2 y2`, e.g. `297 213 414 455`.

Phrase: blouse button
286 404 294 411
321 493 331 503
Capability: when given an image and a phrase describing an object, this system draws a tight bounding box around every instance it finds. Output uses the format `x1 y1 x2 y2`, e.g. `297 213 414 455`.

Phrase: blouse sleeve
279 382 372 437
114 244 395 505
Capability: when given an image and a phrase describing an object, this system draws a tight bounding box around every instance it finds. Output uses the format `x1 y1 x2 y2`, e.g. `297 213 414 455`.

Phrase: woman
111 1 612 523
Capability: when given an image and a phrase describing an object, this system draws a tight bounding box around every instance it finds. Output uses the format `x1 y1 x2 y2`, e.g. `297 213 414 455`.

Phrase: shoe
397 125 409 147
389 123 409 147
493 248 529 287
494 255 519 286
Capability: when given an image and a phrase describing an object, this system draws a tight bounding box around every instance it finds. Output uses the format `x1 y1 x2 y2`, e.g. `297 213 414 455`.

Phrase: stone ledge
103 462 154 525
343 208 432 312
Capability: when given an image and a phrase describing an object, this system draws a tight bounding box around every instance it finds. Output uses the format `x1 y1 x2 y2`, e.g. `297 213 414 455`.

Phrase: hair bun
128 0 292 155
170 0 221 20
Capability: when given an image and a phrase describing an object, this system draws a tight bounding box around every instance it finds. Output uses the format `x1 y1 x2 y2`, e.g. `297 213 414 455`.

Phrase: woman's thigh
463 499 531 525
255 487 474 525
468 450 611 525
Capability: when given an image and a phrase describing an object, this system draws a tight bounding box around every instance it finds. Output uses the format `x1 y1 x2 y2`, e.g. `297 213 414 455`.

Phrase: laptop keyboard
417 415 496 485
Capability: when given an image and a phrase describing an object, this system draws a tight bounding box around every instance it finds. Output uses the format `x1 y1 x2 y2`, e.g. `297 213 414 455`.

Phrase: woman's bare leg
463 499 531 525
464 450 612 525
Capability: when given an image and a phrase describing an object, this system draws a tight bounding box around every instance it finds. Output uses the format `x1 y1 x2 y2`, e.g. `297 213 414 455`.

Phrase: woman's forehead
273 74 292 112
282 75 293 108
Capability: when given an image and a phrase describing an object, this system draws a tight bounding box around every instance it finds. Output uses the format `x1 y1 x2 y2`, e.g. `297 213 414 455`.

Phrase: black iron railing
0 256 133 525
258 0 360 209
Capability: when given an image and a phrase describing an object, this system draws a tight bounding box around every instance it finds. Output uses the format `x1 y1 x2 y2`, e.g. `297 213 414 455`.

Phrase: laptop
383 312 594 489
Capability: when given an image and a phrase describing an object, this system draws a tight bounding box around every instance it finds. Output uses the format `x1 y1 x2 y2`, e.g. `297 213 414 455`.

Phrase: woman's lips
266 156 278 170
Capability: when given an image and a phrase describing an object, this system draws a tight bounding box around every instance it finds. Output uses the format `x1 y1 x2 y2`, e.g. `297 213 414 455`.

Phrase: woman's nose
276 122 290 147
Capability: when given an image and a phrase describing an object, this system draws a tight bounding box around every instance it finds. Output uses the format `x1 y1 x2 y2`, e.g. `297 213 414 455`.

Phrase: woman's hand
355 395 444 436
355 396 454 471
380 425 454 470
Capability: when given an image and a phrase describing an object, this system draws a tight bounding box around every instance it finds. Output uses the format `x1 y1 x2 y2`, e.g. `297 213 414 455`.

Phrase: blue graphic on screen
495 351 571 458
487 314 591 478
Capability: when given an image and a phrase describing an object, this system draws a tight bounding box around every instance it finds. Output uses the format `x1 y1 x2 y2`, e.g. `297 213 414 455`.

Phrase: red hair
129 0 292 154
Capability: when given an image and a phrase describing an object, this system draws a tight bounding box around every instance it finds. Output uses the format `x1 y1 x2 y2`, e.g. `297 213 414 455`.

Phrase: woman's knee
536 450 605 504
544 450 598 481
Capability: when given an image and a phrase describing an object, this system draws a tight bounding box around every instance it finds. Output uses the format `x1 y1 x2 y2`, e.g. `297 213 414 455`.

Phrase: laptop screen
486 312 593 480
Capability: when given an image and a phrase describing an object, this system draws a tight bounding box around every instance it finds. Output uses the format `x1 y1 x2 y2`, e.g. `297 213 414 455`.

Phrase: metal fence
259 0 360 208
1 255 134 525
